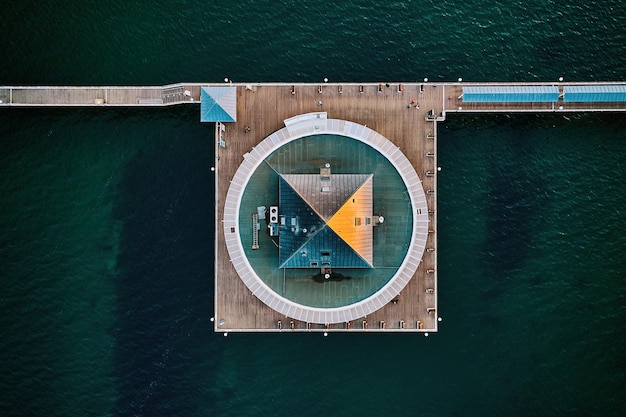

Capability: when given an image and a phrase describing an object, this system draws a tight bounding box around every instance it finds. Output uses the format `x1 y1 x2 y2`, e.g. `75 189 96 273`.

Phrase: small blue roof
200 86 237 122
563 85 626 102
462 86 559 103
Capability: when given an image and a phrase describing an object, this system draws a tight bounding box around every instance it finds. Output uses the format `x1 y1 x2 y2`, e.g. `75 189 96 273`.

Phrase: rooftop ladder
252 214 260 250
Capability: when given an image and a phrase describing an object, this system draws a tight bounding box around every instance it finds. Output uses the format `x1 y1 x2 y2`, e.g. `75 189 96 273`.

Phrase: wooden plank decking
0 84 203 106
214 83 442 332
2 82 625 111
2 81 624 113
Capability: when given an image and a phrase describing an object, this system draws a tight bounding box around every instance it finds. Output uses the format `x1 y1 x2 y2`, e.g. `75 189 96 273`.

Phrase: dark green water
1 1 625 416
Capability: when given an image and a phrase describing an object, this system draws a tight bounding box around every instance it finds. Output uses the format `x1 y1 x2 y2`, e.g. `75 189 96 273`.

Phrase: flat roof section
563 85 626 102
462 86 560 103
222 116 429 324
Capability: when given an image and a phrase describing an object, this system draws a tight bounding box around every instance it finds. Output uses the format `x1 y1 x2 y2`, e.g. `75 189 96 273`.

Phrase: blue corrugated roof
200 86 237 122
462 86 559 103
563 85 626 102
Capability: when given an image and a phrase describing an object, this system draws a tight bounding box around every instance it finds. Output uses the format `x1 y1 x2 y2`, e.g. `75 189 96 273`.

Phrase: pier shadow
481 114 555 283
111 107 217 416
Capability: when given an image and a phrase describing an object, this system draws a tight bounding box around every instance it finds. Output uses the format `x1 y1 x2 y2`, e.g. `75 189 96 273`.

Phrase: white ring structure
223 116 429 324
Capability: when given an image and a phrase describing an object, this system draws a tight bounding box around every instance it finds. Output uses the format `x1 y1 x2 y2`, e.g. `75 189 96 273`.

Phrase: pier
0 83 202 106
2 81 625 112
213 82 442 333
3 80 624 333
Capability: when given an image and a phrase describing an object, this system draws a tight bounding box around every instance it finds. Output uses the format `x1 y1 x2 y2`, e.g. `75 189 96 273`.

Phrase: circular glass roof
239 134 411 307
222 117 429 324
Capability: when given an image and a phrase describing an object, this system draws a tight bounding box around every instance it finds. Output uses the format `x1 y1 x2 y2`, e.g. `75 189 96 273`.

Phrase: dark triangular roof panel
278 176 325 267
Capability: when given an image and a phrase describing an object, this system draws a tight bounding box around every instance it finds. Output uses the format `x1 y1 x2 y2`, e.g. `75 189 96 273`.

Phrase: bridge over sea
4 81 623 333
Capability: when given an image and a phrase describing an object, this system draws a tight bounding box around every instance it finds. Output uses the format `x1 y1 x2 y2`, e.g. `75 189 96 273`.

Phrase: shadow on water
312 272 351 283
482 115 552 282
111 107 217 416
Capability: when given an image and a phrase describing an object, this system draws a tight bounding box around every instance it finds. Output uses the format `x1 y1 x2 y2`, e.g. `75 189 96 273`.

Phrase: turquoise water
1 1 625 416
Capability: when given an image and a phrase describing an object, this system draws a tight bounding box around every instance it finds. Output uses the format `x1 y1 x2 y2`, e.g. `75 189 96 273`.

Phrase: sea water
1 1 624 416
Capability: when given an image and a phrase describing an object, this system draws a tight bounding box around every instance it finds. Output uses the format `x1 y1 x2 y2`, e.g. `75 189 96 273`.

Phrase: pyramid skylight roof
278 173 374 268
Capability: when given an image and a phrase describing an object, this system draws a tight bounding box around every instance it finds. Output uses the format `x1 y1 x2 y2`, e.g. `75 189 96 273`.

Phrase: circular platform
222 116 429 324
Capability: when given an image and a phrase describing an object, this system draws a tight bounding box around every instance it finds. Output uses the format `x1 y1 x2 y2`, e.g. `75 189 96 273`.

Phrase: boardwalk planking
0 84 202 106
214 83 441 332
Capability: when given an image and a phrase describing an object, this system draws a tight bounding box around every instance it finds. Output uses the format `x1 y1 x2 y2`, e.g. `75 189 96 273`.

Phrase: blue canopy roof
200 86 237 122
563 85 626 102
462 86 559 103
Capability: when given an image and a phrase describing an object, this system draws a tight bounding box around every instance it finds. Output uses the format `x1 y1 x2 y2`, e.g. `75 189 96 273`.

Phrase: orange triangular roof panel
326 175 374 265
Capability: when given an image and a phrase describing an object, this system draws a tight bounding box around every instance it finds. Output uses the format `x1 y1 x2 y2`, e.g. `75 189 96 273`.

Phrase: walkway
0 83 202 106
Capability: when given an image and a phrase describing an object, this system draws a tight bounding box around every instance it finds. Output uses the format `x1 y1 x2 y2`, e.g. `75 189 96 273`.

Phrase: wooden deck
0 84 203 106
1 81 624 112
214 83 442 332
